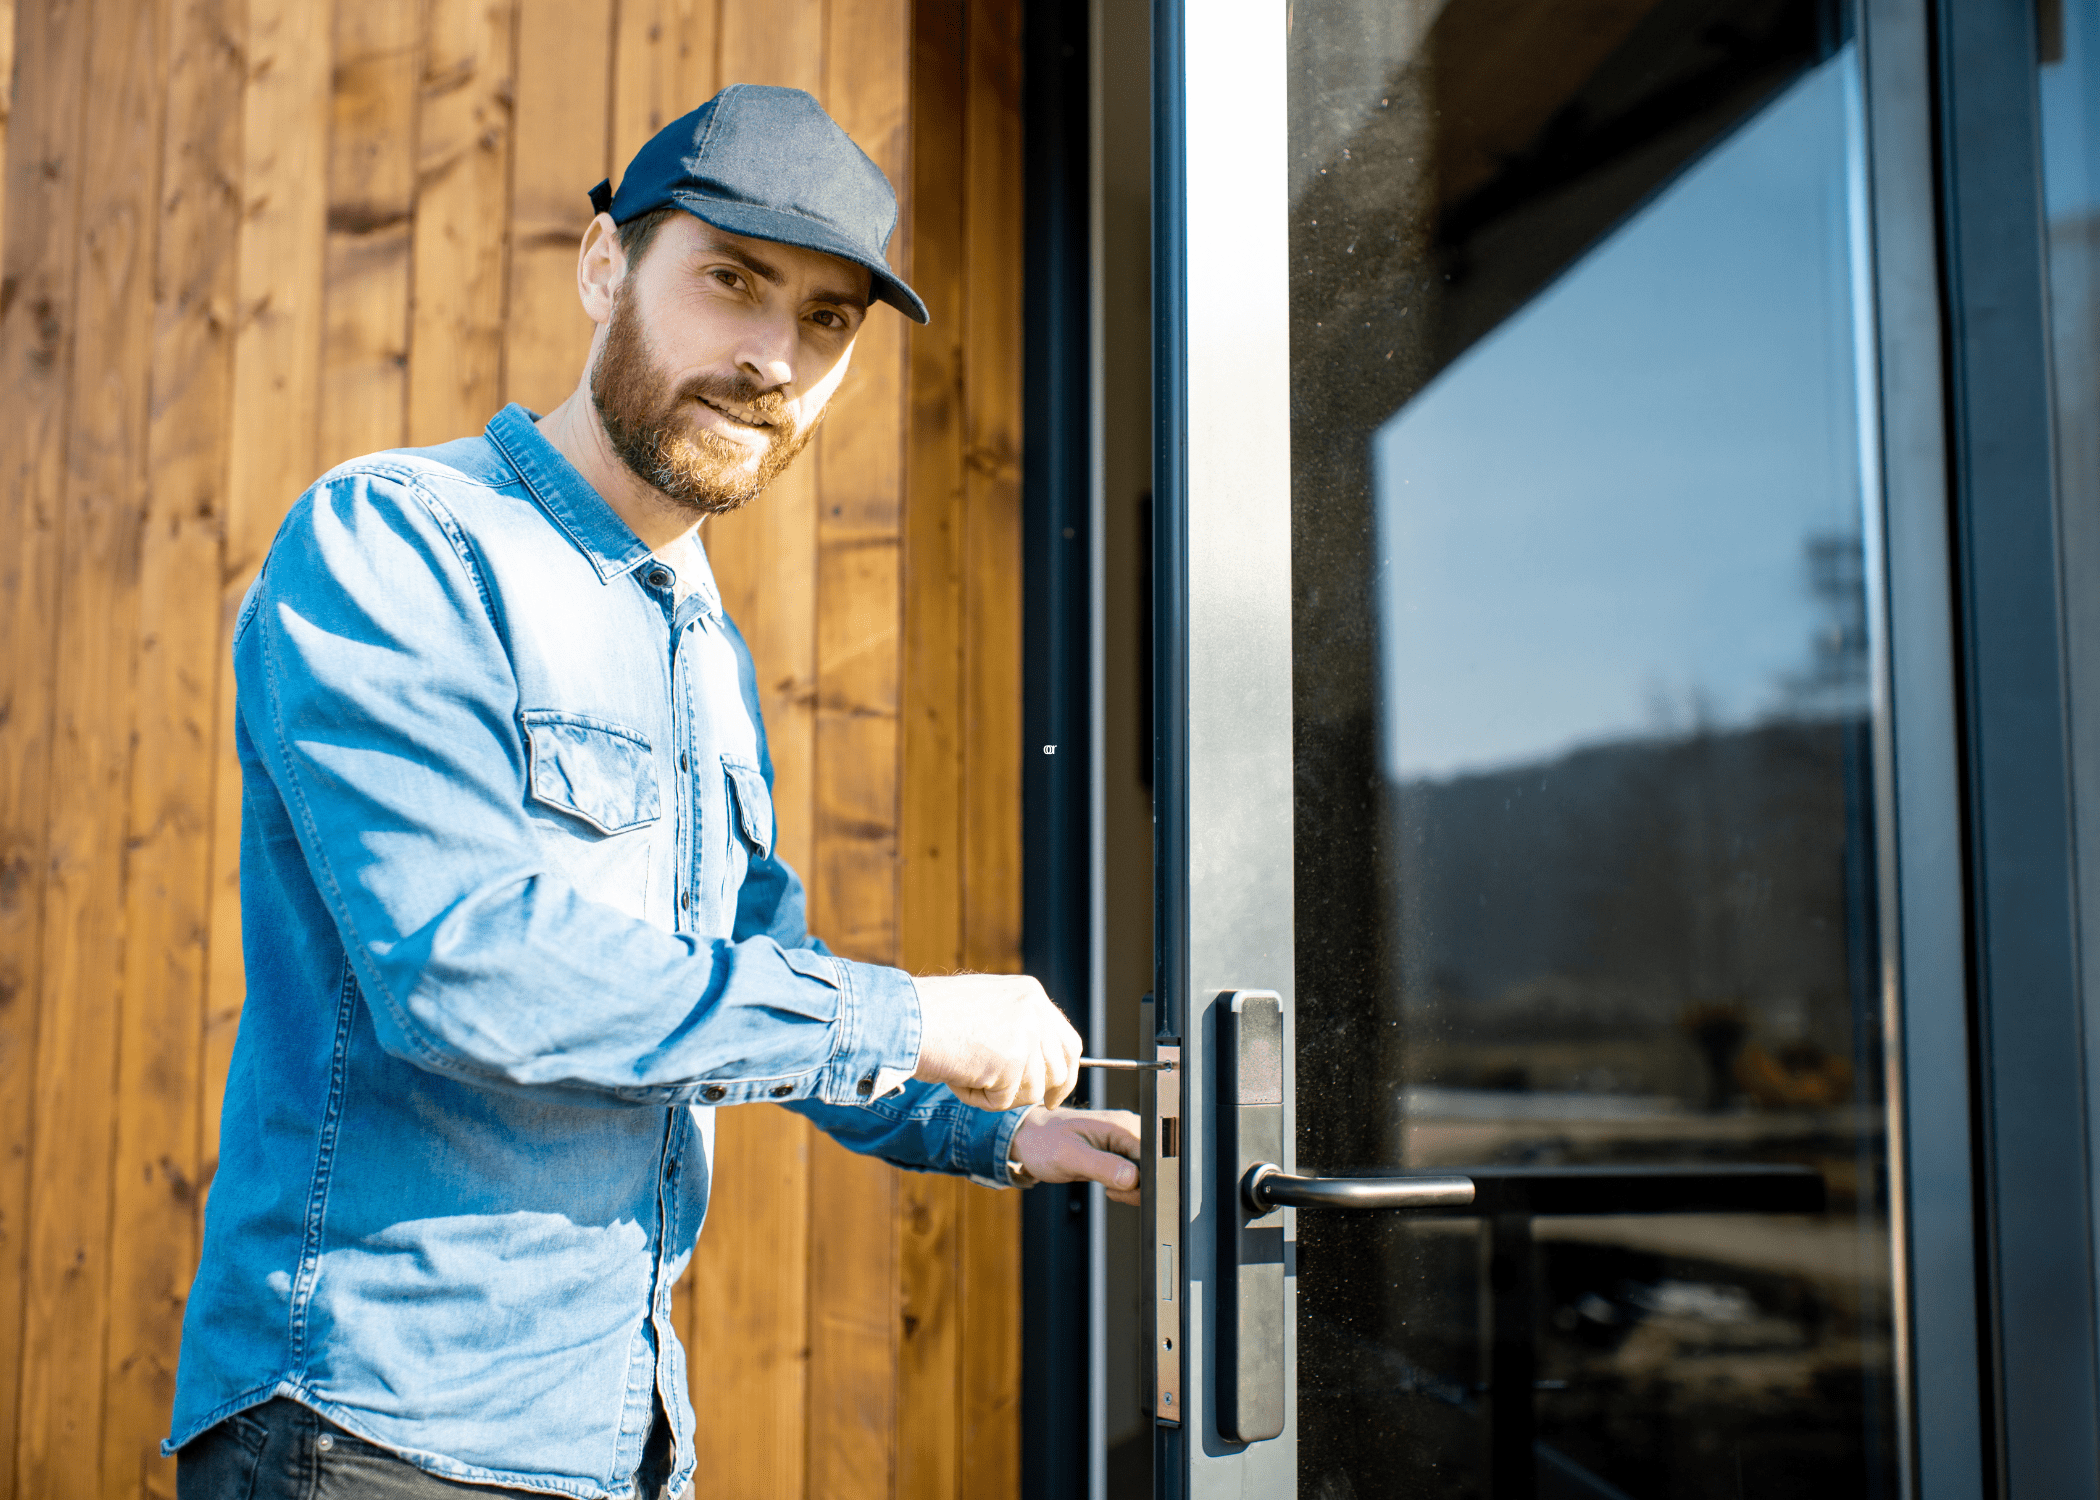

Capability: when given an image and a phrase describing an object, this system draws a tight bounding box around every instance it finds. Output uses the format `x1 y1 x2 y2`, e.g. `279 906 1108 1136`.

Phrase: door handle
1240 1163 1475 1213
1214 985 1478 1450
1212 985 1826 1455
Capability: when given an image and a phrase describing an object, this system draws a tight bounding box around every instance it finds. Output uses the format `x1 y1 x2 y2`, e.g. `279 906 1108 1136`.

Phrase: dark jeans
176 1397 678 1500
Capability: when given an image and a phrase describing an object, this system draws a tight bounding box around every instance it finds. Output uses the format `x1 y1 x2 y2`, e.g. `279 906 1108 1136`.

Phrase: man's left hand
1011 1108 1142 1206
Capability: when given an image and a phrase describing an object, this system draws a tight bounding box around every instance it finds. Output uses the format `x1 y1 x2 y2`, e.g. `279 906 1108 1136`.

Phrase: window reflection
1288 1 1898 1494
1374 63 1870 783
1373 58 1875 1114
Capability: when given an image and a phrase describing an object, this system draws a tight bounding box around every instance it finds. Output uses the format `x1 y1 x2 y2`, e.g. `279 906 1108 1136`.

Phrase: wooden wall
0 0 1027 1496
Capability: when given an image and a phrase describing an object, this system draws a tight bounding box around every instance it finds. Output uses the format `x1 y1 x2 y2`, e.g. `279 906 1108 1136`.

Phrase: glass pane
2040 0 2100 1317
1286 2 1900 1496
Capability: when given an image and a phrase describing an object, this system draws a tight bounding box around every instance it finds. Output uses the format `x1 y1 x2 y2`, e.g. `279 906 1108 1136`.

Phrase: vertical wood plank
957 1183 1022 1497
960 0 1025 978
685 1103 813 1498
408 0 517 446
611 0 719 176
714 0 824 89
897 5 970 1498
0 0 16 266
203 0 333 1202
958 3 1028 1492
16 0 171 1490
897 1167 962 1500
504 0 613 415
808 540 901 962
318 0 420 469
805 1134 898 1500
0 0 96 1487
901 0 968 977
98 2 245 1493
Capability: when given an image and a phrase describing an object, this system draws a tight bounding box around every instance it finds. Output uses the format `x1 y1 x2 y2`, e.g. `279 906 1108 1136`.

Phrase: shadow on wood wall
0 0 1026 1495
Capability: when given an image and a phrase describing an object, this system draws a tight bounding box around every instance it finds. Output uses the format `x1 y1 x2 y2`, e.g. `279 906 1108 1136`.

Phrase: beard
589 287 821 516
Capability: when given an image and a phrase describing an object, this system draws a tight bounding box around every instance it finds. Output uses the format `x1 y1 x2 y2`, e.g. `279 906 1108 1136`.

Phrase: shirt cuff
866 976 929 1100
818 956 923 1107
977 1103 1034 1189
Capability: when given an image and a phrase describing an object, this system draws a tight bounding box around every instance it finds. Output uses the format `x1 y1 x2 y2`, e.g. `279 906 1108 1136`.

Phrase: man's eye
712 269 745 290
811 309 844 329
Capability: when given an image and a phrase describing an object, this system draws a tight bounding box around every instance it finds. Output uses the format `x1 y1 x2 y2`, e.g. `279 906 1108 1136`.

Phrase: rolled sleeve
785 1085 1029 1188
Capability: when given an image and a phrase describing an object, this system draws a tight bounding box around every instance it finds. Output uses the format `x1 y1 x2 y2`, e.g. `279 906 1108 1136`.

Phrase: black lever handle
1241 1163 1475 1214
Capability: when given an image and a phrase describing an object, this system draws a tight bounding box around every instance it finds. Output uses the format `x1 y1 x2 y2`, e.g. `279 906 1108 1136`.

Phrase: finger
1056 1015 1084 1070
1019 1049 1051 1109
1044 1021 1081 1110
1078 1114 1140 1160
979 1069 1020 1111
1042 1032 1074 1096
985 1048 1030 1111
1059 1140 1139 1197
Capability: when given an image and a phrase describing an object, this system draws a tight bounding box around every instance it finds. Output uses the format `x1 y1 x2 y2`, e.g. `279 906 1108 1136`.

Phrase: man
167 85 1140 1500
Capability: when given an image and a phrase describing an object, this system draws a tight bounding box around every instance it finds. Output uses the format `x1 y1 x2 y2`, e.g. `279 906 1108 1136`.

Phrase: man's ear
576 213 625 328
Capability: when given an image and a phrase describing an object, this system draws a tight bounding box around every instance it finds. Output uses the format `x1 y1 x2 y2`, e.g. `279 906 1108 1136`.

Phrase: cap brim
671 192 931 325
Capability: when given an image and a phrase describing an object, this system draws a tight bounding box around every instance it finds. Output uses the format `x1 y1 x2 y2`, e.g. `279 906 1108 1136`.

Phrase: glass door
1144 0 1961 1495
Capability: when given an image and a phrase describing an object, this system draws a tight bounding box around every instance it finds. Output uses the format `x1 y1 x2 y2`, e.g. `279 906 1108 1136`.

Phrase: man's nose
736 315 798 393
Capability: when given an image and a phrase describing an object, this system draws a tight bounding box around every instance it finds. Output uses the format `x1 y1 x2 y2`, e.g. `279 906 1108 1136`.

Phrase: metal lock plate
1146 1031 1183 1426
1216 990 1286 1443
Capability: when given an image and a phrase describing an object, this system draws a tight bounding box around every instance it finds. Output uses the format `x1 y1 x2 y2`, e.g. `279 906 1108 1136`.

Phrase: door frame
1142 0 2100 1495
1929 0 2100 1490
1150 3 1298 1495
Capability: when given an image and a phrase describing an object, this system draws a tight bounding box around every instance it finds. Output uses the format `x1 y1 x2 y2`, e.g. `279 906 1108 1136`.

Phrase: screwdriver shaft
1075 1056 1173 1071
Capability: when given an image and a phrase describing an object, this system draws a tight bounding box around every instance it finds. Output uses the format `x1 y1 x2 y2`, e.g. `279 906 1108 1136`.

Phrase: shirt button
647 567 673 588
680 890 691 912
679 752 689 772
856 1075 875 1097
317 1434 334 1453
702 1085 727 1102
769 1083 793 1098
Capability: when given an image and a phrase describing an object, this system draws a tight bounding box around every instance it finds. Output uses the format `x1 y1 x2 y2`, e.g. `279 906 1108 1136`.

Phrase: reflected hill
1389 714 1878 1114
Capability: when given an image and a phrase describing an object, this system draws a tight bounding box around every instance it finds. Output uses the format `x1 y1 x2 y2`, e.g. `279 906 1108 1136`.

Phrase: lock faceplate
1216 990 1286 1443
1146 1035 1183 1426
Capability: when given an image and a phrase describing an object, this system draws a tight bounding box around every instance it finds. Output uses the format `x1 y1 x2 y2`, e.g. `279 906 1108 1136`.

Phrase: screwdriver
1075 1056 1174 1071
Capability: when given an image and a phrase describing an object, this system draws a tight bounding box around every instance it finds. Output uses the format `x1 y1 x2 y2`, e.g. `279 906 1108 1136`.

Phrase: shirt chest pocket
522 712 660 919
721 755 774 860
524 714 661 831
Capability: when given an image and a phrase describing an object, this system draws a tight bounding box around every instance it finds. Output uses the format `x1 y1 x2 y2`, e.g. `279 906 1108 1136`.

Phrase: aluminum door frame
1151 1 1296 1495
1858 0 1987 1496
1931 0 2100 1490
1147 0 2006 1496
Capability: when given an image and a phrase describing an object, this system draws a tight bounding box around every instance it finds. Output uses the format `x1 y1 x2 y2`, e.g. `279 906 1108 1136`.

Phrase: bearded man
166 85 1138 1500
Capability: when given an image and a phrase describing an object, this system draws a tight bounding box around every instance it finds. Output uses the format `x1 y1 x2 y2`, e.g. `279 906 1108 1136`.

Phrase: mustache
676 372 790 429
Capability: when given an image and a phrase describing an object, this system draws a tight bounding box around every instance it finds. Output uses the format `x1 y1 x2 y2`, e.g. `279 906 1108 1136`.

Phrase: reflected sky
1372 52 1869 782
2042 0 2100 217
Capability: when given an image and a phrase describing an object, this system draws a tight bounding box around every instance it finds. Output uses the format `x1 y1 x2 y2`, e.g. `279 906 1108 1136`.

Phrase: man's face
590 213 871 516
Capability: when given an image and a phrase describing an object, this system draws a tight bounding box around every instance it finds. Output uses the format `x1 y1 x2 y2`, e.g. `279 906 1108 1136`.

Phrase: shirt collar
485 403 655 584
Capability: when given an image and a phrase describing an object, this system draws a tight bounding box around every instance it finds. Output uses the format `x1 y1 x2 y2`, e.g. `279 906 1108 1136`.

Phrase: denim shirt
166 405 1025 1497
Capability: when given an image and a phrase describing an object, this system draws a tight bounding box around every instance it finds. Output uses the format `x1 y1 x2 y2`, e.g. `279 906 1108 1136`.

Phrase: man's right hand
911 973 1083 1112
